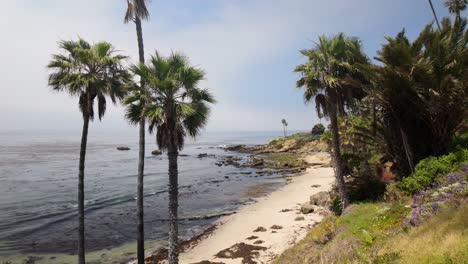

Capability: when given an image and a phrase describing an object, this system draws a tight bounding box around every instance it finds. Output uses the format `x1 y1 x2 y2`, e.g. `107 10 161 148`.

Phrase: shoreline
143 152 334 264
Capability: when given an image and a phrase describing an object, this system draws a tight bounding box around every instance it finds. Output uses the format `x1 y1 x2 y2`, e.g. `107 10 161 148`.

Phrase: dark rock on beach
116 146 130 151
151 150 162 155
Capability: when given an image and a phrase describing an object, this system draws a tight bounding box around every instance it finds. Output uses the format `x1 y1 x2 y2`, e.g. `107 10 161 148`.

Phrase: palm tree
428 0 442 29
281 118 288 137
47 39 128 264
294 33 369 210
445 0 467 18
127 51 215 264
124 1 150 262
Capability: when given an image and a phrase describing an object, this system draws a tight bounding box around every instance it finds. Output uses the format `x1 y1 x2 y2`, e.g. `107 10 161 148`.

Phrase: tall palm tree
445 0 467 18
428 0 442 29
124 1 150 262
294 33 369 210
281 118 288 137
47 39 128 264
127 51 215 264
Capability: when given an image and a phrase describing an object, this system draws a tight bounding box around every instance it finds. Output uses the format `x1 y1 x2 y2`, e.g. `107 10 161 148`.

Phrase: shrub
311 123 325 136
402 169 467 227
397 149 468 194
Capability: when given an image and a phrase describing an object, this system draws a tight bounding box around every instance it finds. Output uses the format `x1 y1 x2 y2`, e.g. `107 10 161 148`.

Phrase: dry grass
376 203 468 263
274 202 468 264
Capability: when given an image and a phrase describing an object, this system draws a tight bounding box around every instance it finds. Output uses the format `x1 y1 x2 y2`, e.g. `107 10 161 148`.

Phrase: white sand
179 153 335 264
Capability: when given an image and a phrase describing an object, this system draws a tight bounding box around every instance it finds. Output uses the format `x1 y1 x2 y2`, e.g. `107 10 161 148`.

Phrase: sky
0 0 457 133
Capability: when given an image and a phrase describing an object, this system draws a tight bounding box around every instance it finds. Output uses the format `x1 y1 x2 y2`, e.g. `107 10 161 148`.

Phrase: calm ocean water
0 130 291 256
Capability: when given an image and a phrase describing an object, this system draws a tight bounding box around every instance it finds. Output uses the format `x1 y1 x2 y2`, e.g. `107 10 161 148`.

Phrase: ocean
0 130 292 261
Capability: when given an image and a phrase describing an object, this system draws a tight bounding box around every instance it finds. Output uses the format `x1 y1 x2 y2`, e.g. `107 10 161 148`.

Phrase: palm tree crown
445 0 467 16
48 39 128 119
126 51 215 150
295 33 369 117
124 0 150 23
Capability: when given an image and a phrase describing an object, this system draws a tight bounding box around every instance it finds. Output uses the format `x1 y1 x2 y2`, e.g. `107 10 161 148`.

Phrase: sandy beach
179 153 334 264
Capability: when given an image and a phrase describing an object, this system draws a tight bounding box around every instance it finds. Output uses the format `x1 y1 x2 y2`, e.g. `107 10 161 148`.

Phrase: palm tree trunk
283 125 286 137
399 126 414 173
135 16 146 264
78 95 90 264
329 105 348 210
167 146 179 264
428 0 441 30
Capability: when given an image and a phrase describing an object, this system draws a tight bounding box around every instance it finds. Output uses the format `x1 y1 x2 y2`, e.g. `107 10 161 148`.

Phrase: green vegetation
280 5 468 263
123 1 150 262
125 52 215 263
275 202 468 264
47 39 128 264
267 132 317 147
311 123 325 137
398 149 468 194
295 33 370 209
259 152 308 168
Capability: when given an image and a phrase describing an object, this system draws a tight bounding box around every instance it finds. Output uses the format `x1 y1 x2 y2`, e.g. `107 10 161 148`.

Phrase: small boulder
117 147 130 151
270 225 283 230
151 150 162 155
300 202 319 214
310 191 331 207
198 153 208 158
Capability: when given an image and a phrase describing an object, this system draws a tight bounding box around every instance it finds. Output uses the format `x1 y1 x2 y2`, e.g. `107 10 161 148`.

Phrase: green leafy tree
295 33 370 210
127 52 215 264
311 123 325 136
47 39 128 264
123 1 150 262
371 17 468 177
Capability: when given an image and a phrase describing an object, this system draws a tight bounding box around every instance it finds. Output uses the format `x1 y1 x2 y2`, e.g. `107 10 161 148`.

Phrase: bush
311 123 325 136
397 149 468 194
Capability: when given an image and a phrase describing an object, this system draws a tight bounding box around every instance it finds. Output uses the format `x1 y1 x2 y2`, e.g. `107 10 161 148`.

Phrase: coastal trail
179 153 335 264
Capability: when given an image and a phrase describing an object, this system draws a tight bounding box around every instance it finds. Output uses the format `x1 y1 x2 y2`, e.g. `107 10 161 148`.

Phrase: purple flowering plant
403 166 467 227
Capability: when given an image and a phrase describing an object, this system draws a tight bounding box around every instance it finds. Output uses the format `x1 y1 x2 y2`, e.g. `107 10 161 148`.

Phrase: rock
246 236 258 240
117 147 130 151
198 153 208 158
151 150 162 155
225 144 245 151
295 216 305 221
300 202 319 214
311 184 321 188
310 191 331 207
270 225 283 230
253 240 264 244
253 226 267 232
249 157 264 167
280 209 291 212
278 139 298 152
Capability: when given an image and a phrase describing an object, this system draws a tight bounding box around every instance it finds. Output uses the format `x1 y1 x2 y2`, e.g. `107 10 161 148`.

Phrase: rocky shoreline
138 135 332 264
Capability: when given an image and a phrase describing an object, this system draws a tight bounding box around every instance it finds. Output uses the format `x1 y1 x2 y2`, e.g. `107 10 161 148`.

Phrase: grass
259 152 308 168
267 132 318 147
274 201 467 264
376 204 468 264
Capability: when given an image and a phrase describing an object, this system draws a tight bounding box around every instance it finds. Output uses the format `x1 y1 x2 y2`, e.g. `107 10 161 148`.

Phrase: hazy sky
0 0 455 133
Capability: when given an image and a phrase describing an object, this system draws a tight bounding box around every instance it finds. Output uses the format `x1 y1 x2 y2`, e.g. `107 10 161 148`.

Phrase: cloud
0 0 443 132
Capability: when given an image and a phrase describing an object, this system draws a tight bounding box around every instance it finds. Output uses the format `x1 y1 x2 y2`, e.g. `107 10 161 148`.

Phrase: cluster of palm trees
47 1 214 264
295 0 467 211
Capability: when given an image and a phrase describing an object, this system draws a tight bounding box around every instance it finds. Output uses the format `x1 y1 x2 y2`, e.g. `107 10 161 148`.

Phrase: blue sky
0 0 458 133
